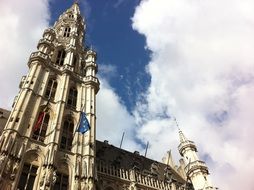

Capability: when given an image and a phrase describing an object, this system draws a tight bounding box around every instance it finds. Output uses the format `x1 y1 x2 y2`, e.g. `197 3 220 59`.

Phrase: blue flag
77 112 90 134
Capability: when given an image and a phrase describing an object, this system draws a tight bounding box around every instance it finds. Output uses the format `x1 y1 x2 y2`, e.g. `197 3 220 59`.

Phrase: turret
178 129 218 190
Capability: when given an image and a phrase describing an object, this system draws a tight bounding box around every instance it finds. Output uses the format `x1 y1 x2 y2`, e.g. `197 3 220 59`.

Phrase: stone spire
69 1 81 14
179 128 188 143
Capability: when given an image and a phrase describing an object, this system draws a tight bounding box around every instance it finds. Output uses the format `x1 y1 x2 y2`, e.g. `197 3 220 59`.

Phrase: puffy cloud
132 0 254 189
0 0 50 109
97 77 142 152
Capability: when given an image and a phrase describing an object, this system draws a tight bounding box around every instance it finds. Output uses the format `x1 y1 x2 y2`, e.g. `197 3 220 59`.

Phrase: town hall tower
0 3 99 190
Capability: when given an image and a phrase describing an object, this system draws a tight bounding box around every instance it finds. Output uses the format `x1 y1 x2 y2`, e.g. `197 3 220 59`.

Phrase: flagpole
73 103 86 137
37 112 46 141
119 132 125 148
36 103 49 141
144 141 149 157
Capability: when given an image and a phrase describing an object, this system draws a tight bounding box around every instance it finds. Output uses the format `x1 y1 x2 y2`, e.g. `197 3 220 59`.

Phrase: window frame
63 27 71 37
32 112 50 142
18 163 38 190
56 50 66 66
45 78 58 100
53 172 69 190
67 87 77 109
60 118 74 151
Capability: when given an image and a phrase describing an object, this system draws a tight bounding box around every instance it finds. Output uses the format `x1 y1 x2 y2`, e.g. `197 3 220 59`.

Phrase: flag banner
77 112 90 134
33 112 45 132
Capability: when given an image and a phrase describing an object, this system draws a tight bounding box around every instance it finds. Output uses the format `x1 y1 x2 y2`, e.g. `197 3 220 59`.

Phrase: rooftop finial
173 116 180 130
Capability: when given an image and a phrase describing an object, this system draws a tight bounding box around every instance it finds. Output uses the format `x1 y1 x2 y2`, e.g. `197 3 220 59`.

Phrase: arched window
54 172 69 190
18 163 38 190
32 112 50 142
56 50 66 66
63 27 71 37
67 87 77 108
60 119 74 151
45 79 57 100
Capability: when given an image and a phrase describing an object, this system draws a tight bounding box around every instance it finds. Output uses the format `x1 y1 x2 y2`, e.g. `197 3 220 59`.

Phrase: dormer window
63 27 71 37
56 50 66 66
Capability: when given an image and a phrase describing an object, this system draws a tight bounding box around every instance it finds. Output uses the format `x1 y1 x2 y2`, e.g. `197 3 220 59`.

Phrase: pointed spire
178 128 188 143
166 150 175 167
69 1 81 14
173 117 188 143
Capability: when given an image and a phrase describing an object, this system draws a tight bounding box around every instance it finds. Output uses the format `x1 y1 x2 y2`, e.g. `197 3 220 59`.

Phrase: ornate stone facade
0 3 217 190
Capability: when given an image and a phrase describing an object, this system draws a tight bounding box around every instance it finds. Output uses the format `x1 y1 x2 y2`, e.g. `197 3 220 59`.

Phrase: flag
76 112 90 134
33 112 45 132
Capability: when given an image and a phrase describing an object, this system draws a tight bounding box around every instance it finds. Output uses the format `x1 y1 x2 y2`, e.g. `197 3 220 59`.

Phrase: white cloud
132 0 254 189
0 0 50 109
98 64 118 81
97 78 142 152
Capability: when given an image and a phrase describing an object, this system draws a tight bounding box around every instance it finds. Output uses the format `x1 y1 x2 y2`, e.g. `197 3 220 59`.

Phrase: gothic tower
178 129 217 190
0 3 99 190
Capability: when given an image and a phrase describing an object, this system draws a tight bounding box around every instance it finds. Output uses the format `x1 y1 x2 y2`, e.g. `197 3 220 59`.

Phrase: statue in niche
10 161 19 180
82 160 87 178
3 159 12 178
0 154 6 169
45 168 54 187
164 166 172 183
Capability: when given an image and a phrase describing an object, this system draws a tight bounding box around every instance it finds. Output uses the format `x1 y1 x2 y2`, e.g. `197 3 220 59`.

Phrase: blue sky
1 0 254 189
49 0 151 111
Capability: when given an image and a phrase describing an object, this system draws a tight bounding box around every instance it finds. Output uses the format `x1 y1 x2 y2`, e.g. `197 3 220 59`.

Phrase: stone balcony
178 140 197 156
28 51 49 66
37 38 53 46
185 160 209 176
84 76 99 84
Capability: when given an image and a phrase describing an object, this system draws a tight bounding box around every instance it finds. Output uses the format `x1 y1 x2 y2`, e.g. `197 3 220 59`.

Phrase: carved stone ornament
0 154 6 169
129 182 137 190
45 168 54 187
40 170 46 187
10 161 20 180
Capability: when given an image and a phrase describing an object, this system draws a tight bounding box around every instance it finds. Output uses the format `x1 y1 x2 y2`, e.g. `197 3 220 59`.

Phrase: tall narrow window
18 163 38 190
67 87 77 108
72 56 77 72
63 27 71 37
32 112 50 142
45 79 58 100
56 50 66 66
60 119 74 150
54 172 69 190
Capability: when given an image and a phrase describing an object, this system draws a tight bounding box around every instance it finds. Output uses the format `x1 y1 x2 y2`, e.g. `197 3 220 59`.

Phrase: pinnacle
70 1 81 14
178 128 188 143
